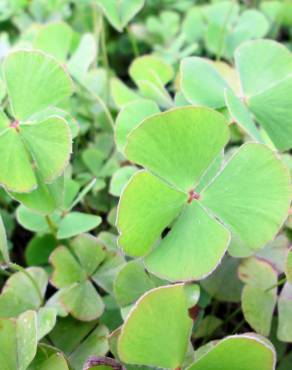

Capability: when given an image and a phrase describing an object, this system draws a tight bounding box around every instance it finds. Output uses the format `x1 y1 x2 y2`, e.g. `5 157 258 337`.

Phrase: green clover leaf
49 234 106 321
118 284 199 368
117 107 291 281
95 0 145 32
181 40 292 151
0 266 57 342
113 260 161 308
0 50 73 194
0 311 38 370
239 247 292 342
49 234 125 321
33 21 73 62
238 257 277 336
201 255 243 303
129 55 174 108
115 99 160 153
49 317 109 370
16 205 102 239
188 334 276 370
183 2 269 60
3 50 73 121
28 344 69 370
0 267 48 318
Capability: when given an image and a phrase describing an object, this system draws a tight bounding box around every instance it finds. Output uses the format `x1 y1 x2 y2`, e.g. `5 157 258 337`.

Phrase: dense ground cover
0 0 292 369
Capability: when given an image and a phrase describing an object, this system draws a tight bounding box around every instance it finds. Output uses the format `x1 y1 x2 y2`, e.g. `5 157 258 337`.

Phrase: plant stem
45 215 57 237
88 88 115 129
202 299 219 345
216 0 235 61
232 318 246 334
92 2 102 66
100 16 110 103
69 178 97 211
253 0 262 8
270 0 288 39
266 276 287 292
0 267 11 277
9 263 44 305
223 306 242 327
127 26 139 57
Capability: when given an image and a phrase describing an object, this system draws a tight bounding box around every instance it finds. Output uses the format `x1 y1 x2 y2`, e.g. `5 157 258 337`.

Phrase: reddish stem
10 120 20 132
188 189 200 203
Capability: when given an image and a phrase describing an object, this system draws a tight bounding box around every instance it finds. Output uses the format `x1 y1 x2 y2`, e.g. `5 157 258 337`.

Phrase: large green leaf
60 281 104 321
129 55 173 107
50 246 86 289
68 33 96 83
0 127 36 193
69 324 109 369
235 40 292 97
0 115 71 194
0 267 48 317
118 107 290 281
145 202 230 281
33 21 73 61
49 240 108 321
180 58 229 108
115 99 159 153
225 9 269 58
48 316 97 353
201 256 243 302
0 311 38 370
179 40 292 150
248 76 292 150
202 143 291 254
57 212 102 240
235 40 292 150
125 107 229 191
117 170 187 256
238 257 277 336
110 77 140 108
37 307 57 340
188 335 276 370
3 50 73 121
50 319 109 369
16 205 60 233
25 234 57 267
109 166 138 197
31 353 69 370
114 260 158 307
129 55 174 87
95 0 145 32
21 117 72 183
118 284 197 368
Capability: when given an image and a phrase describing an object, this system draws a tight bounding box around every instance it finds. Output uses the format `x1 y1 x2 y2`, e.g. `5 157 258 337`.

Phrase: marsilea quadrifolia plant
0 50 72 192
117 106 291 281
0 1 292 369
181 39 292 150
114 40 292 370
